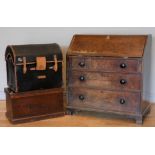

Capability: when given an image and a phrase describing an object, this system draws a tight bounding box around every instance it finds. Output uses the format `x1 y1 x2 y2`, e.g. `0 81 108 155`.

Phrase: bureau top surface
67 35 149 58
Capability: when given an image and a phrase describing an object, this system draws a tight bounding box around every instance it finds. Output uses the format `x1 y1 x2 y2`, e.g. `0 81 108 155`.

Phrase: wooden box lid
67 35 150 58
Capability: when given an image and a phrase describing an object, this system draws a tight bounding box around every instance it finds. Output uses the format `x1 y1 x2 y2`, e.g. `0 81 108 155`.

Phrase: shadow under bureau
66 35 152 124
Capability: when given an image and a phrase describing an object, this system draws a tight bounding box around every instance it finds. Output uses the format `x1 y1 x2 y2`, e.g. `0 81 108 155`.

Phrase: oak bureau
66 35 151 124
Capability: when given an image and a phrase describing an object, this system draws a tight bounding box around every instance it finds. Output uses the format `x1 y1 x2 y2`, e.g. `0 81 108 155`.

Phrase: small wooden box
5 88 64 123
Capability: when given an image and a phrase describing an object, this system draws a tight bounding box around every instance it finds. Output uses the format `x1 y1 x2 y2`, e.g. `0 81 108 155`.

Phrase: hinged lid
67 35 149 58
5 43 62 64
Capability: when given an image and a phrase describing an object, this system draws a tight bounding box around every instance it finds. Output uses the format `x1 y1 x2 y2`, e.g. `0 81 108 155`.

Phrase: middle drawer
68 71 142 91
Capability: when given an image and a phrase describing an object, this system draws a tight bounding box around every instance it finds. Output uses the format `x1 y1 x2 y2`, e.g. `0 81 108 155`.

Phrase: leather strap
53 55 58 72
23 57 27 74
22 55 58 73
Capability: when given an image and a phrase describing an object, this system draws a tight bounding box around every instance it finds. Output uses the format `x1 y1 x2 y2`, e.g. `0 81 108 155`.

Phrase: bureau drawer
68 88 140 113
69 56 142 73
69 56 91 70
69 71 142 91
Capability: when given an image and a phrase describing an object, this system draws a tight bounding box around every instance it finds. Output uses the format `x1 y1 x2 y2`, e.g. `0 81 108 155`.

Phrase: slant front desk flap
68 35 148 57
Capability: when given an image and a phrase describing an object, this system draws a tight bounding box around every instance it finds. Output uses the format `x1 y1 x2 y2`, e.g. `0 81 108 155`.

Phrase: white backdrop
0 27 154 102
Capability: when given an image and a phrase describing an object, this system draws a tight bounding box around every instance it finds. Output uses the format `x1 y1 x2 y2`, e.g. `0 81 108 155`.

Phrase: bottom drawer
68 88 140 113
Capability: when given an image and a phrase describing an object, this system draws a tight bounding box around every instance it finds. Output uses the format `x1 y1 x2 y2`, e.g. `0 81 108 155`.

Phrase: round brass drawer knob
79 95 85 100
120 99 126 104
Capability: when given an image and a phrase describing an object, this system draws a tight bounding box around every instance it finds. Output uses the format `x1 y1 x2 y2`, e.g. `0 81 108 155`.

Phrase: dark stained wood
68 88 140 113
68 35 147 57
5 43 63 92
0 100 154 127
5 88 64 123
69 71 141 91
70 56 142 73
67 34 152 124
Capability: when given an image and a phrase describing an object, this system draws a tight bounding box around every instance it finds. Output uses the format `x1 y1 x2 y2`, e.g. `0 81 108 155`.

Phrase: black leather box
5 43 63 92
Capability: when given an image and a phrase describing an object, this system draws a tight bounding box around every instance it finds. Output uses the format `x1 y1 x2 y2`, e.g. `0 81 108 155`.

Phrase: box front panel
12 91 64 118
16 63 62 92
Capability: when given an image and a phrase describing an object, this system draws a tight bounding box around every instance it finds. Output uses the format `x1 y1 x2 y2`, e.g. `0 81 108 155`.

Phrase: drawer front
68 88 140 113
70 56 91 70
69 56 142 73
69 71 142 91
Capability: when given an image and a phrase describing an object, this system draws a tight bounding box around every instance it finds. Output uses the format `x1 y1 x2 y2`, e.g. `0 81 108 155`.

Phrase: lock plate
36 57 46 70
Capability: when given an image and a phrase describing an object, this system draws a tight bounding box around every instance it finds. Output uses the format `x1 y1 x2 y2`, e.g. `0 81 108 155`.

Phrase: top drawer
69 56 142 73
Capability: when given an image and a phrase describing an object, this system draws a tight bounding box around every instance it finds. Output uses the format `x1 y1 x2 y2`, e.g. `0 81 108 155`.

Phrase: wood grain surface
0 100 154 127
5 88 64 123
69 71 141 91
70 56 142 73
68 35 147 57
